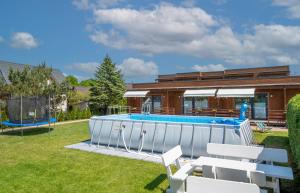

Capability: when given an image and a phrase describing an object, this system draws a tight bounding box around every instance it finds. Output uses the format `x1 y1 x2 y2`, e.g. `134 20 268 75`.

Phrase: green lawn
0 122 298 193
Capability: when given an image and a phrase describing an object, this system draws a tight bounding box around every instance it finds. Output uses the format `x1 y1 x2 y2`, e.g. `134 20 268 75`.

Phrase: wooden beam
284 88 287 110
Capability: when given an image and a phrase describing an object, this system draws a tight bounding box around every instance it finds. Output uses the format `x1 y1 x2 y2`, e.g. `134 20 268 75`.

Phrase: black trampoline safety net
7 96 51 124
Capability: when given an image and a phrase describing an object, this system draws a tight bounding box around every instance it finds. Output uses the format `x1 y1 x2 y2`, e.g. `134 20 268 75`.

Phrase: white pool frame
89 114 253 158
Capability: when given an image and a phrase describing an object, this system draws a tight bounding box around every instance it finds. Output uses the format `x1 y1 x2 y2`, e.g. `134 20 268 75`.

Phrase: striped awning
123 91 149 97
217 88 255 98
184 89 217 97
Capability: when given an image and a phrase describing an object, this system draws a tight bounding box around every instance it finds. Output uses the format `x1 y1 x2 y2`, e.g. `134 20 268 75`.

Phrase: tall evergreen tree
90 55 126 113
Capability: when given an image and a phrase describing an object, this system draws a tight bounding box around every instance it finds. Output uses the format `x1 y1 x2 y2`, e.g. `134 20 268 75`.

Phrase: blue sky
0 0 300 83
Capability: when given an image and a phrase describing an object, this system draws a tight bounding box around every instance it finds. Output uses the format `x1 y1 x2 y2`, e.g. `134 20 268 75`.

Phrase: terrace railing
128 106 175 115
268 110 286 125
185 108 252 119
107 106 132 115
152 107 175 115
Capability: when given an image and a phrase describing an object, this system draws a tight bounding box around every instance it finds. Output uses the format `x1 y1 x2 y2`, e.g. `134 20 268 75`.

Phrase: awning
217 88 255 98
124 91 149 97
184 89 217 97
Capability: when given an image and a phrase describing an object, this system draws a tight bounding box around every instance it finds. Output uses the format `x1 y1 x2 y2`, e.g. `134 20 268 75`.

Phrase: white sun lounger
161 145 193 193
207 143 288 164
187 176 267 193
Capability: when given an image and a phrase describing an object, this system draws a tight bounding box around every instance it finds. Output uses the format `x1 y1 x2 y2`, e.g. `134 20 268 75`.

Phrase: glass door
151 96 162 113
252 93 268 120
183 97 193 114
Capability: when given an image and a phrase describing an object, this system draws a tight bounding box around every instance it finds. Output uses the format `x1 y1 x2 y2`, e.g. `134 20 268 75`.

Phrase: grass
0 122 298 193
254 130 300 193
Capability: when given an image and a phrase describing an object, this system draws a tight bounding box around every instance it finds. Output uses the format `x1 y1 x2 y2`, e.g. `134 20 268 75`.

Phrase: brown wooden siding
132 76 300 90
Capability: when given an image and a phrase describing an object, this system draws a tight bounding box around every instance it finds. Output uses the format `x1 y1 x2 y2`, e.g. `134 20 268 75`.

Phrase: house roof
0 60 65 84
73 86 91 93
157 65 290 82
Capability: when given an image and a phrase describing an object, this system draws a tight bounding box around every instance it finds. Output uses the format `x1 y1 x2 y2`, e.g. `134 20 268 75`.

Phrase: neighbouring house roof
73 86 91 93
0 60 65 84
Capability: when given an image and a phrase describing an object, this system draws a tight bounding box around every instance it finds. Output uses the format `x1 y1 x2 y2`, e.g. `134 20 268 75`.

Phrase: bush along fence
56 107 92 122
287 94 300 169
0 109 8 130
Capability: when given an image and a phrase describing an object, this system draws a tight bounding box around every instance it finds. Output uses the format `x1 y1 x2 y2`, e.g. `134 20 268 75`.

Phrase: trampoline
0 95 56 135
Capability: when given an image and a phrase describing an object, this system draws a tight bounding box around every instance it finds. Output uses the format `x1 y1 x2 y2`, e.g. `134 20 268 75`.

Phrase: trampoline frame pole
0 104 2 134
48 94 51 133
20 95 23 136
53 95 56 129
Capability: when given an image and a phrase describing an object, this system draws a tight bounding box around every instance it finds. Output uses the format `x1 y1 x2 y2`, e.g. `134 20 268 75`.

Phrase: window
234 94 268 120
235 98 250 110
151 96 162 112
184 97 208 114
194 97 208 110
252 94 267 120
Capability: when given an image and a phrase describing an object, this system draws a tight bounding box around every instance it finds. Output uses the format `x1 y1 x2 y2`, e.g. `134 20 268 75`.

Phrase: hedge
56 107 92 122
287 94 300 169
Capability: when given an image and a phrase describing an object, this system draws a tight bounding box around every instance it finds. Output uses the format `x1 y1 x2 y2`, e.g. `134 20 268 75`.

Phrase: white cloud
117 58 158 78
73 0 90 10
72 0 122 10
91 4 217 53
66 62 99 74
10 32 38 49
231 24 300 65
192 64 225 72
0 36 4 43
96 0 122 8
273 0 300 19
86 3 300 66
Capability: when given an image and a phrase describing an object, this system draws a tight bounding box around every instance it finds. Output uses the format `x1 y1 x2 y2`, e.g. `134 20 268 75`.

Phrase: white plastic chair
161 145 193 193
186 176 267 193
207 143 288 164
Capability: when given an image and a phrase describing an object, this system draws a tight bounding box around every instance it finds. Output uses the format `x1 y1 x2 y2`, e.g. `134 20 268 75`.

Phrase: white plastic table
207 143 288 163
191 156 294 180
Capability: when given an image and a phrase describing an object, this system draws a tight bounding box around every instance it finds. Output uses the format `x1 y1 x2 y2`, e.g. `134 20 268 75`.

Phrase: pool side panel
89 115 252 158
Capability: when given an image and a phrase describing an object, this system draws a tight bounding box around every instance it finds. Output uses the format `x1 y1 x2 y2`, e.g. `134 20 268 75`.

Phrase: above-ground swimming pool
89 114 253 158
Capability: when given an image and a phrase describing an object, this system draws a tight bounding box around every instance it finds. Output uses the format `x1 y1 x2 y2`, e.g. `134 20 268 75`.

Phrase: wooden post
166 90 169 114
284 88 287 110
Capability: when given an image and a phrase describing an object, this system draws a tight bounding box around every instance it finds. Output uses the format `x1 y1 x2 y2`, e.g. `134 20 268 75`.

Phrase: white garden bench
161 145 193 193
192 156 293 193
187 176 267 193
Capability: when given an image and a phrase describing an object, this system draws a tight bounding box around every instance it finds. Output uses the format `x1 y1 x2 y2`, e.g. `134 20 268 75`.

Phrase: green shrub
0 109 8 129
287 94 300 169
55 107 92 122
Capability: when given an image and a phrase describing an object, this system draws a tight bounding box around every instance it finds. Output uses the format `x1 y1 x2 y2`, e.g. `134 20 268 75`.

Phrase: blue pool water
128 114 242 125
